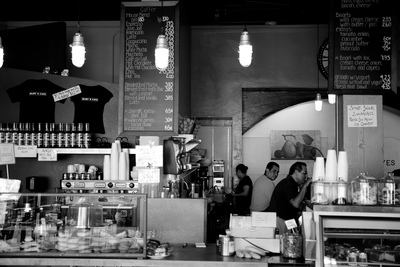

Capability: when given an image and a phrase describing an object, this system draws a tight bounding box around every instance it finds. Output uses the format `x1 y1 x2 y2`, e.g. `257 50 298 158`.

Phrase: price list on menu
119 2 178 135
332 0 393 92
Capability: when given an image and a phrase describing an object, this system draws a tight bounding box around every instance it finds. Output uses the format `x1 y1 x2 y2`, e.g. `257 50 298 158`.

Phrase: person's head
289 161 308 185
265 162 280 181
236 164 248 179
393 169 400 177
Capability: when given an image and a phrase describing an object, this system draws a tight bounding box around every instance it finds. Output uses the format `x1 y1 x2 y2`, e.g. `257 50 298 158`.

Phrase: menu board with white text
329 0 395 94
118 1 179 135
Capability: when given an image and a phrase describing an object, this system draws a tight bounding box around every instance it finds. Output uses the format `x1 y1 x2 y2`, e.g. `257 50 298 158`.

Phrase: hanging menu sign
330 0 394 93
118 1 179 135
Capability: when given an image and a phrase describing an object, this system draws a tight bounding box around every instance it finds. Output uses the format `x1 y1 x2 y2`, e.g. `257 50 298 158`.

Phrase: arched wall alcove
241 89 335 184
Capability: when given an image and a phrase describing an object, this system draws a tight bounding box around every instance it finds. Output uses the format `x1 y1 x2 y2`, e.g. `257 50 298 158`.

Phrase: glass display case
314 205 400 267
0 192 147 259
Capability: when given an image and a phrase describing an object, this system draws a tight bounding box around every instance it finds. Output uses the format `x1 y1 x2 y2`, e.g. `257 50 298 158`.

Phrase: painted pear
296 142 304 158
282 140 297 159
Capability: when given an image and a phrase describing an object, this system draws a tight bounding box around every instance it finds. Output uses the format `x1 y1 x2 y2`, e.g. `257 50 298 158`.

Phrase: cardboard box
234 237 280 253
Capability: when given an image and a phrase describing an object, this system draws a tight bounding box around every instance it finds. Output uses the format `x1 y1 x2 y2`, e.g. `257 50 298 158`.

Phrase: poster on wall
271 130 322 160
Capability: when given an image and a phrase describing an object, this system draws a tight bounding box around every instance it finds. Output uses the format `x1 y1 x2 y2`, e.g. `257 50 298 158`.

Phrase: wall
191 25 329 172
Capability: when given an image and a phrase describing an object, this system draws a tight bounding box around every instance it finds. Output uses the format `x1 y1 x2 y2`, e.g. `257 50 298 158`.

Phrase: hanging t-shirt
7 79 66 123
70 84 113 134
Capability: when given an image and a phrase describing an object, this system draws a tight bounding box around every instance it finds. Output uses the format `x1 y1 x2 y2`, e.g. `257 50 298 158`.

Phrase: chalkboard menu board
329 0 395 94
118 1 179 136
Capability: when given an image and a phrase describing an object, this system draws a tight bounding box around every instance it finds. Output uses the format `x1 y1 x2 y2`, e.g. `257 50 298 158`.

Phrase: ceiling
0 0 330 26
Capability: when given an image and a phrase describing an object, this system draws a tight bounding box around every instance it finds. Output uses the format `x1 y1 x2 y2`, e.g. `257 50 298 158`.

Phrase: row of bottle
0 122 92 148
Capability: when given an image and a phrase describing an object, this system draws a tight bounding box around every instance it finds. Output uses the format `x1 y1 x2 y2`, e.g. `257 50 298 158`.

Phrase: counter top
0 244 314 267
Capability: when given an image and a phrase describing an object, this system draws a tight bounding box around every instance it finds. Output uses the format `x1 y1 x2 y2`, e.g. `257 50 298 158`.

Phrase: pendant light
238 27 253 67
328 94 336 104
70 1 86 68
155 0 169 71
315 93 322 111
0 37 4 68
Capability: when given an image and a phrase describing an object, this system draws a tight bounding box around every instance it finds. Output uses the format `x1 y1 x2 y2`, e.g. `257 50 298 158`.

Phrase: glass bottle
57 122 65 148
23 122 31 146
49 123 57 148
64 123 71 148
12 122 19 145
77 123 84 148
30 123 37 146
70 123 77 148
5 123 12 144
37 123 43 148
17 122 24 146
43 123 50 148
83 123 92 148
0 123 5 144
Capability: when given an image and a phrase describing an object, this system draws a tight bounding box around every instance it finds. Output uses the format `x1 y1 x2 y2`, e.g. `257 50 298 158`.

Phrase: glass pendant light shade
70 32 86 68
238 30 253 67
328 94 336 104
315 93 323 111
155 34 169 71
0 37 4 68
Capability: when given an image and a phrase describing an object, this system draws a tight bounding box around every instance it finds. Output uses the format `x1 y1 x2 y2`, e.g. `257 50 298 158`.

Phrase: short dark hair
393 169 400 176
236 164 248 174
267 162 279 170
289 162 307 175
265 162 279 175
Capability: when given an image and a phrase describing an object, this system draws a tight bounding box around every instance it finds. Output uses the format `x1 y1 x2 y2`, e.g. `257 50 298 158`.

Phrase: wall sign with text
329 0 395 94
118 1 179 136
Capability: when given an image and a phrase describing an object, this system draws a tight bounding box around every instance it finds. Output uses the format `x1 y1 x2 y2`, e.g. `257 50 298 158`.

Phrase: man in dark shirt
267 161 312 233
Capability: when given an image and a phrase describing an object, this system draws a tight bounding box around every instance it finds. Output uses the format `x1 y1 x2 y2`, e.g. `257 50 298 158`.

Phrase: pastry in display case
314 205 400 267
0 192 147 259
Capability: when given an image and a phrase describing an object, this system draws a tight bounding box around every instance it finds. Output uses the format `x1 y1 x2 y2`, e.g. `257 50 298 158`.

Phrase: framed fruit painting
271 130 322 160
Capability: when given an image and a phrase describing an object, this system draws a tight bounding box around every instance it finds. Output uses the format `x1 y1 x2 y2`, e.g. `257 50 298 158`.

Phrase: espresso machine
212 160 225 190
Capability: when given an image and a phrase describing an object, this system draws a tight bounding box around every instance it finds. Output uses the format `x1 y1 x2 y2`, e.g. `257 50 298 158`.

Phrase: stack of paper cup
110 142 119 180
103 155 111 180
312 157 325 182
325 149 338 182
337 151 349 182
119 151 127 181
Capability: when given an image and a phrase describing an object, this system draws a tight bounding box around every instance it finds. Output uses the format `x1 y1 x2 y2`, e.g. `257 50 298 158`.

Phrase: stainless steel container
218 235 234 256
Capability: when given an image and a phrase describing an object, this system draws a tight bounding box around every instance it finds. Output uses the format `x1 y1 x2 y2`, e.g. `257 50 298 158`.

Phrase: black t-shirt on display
70 84 113 134
7 79 66 123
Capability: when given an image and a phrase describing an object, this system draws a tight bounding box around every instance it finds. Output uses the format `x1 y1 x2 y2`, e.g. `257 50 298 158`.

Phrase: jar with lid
377 172 400 206
311 181 329 204
331 180 348 205
351 173 377 205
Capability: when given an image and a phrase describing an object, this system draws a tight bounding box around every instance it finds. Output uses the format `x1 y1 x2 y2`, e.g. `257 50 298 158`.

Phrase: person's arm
232 185 250 197
290 179 312 208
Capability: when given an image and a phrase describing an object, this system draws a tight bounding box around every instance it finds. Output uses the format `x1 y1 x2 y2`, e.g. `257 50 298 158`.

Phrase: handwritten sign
135 145 163 167
53 85 82 102
0 143 16 165
14 145 37 158
138 168 160 183
330 0 393 93
118 1 179 135
347 104 377 127
37 148 58 161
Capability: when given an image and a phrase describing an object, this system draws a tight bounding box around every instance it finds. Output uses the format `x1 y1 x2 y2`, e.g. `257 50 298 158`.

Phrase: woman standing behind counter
224 164 253 216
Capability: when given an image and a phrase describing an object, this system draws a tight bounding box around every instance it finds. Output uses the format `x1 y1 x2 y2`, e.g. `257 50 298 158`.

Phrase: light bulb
155 34 169 71
315 93 322 111
238 30 252 67
0 37 4 68
328 94 336 104
70 32 86 68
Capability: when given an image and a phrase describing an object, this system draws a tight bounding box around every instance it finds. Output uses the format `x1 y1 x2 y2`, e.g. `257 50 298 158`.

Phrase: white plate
148 253 171 260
